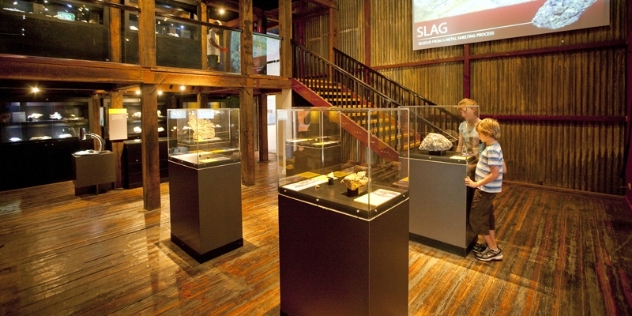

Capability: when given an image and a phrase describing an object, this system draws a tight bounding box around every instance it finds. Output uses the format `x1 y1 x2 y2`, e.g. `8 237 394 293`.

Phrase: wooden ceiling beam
303 0 336 9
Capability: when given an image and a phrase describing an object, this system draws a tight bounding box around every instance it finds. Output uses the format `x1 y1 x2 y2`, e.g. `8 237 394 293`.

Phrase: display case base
169 161 243 263
72 151 116 196
278 194 409 316
410 233 476 257
171 234 243 263
409 152 477 257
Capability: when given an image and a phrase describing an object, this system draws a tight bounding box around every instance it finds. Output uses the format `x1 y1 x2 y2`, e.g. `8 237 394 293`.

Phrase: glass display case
407 104 480 160
0 0 109 61
405 105 480 256
167 108 240 168
277 107 410 219
121 99 168 139
0 101 88 143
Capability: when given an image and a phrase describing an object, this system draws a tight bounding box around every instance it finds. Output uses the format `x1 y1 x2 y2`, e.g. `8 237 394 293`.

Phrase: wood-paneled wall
306 0 628 194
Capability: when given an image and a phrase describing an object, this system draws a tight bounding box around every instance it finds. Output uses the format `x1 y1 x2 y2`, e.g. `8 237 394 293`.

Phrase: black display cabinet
277 107 411 315
167 108 243 262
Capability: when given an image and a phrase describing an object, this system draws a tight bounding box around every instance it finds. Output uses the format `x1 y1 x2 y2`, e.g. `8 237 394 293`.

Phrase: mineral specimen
188 112 216 141
532 0 597 29
340 171 369 191
419 133 453 151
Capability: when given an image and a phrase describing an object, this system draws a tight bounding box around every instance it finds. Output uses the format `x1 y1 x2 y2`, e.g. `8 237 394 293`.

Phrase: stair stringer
291 79 399 162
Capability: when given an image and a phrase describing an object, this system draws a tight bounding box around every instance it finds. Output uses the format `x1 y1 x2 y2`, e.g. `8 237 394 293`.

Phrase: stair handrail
333 47 463 136
333 47 437 107
293 41 400 109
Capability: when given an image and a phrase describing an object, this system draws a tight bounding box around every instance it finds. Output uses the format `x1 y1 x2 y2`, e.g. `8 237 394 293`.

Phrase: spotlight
31 87 40 93
180 85 185 91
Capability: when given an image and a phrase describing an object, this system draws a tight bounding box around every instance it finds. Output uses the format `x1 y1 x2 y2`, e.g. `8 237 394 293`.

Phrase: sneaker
476 247 503 261
472 243 487 254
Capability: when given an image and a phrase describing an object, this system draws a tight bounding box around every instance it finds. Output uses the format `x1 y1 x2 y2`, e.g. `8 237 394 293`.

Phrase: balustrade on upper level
0 0 280 75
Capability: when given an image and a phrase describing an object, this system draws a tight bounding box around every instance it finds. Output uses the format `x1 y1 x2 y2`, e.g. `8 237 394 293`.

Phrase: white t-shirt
459 120 481 156
207 29 220 55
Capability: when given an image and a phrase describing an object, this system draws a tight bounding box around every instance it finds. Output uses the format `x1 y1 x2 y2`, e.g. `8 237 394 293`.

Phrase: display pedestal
72 152 116 195
409 153 477 256
168 161 243 263
278 194 409 316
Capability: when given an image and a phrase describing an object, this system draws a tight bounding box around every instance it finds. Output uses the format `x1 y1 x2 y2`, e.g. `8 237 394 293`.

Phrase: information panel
412 0 610 50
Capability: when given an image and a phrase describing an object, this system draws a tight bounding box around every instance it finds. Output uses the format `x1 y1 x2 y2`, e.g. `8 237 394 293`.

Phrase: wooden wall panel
369 0 463 66
379 64 463 105
304 14 330 58
301 0 628 194
337 0 364 63
501 122 624 194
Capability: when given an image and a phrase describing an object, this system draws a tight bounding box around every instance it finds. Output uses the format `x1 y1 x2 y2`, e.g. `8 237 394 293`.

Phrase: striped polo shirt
475 142 504 193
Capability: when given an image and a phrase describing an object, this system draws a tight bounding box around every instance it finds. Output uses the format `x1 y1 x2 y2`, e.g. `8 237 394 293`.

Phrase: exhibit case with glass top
167 108 242 263
0 101 88 143
406 105 480 256
167 108 240 168
277 107 410 219
277 107 409 316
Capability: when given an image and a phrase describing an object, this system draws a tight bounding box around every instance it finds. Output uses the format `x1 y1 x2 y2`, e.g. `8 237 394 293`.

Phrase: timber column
240 0 255 185
138 0 160 210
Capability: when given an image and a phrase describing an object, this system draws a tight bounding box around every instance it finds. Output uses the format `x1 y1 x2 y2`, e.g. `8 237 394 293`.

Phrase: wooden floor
1 154 632 315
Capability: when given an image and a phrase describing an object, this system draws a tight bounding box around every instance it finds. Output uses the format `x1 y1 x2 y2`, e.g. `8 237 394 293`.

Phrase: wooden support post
240 0 255 185
198 93 209 108
241 86 255 185
141 84 161 210
109 0 122 63
279 0 292 78
258 94 269 162
200 2 208 70
138 0 156 67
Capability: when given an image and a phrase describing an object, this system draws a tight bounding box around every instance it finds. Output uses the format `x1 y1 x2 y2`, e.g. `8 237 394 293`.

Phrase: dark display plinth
409 151 477 256
72 151 116 195
278 194 409 316
169 161 243 263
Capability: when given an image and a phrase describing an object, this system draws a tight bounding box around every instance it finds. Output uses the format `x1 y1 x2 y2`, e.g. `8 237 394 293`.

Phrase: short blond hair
457 98 479 115
476 118 501 139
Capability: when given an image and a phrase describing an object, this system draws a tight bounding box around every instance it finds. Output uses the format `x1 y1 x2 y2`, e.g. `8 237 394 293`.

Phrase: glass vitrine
407 104 480 160
277 107 410 219
167 108 240 168
0 101 88 143
406 105 481 255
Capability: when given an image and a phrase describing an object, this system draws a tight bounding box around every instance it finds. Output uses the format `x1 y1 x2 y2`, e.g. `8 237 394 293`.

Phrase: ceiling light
180 85 185 91
218 8 225 15
31 87 40 93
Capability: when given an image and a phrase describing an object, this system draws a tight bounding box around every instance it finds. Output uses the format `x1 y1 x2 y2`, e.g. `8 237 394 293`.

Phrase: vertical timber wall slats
303 0 628 195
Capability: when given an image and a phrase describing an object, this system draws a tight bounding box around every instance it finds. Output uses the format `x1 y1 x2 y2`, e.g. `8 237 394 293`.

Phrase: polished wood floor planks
0 155 631 315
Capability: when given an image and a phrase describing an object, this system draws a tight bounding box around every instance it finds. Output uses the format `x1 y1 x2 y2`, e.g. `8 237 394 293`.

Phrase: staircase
333 48 435 107
291 43 462 163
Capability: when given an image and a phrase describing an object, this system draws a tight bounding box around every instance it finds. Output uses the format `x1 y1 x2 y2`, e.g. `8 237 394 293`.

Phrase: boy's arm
465 165 500 188
456 134 463 152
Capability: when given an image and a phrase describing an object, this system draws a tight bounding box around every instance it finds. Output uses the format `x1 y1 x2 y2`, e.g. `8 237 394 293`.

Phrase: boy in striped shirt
465 118 506 262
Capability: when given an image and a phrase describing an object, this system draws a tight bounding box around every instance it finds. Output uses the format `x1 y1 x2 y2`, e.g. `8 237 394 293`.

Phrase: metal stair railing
293 42 400 109
334 48 436 107
333 47 463 143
